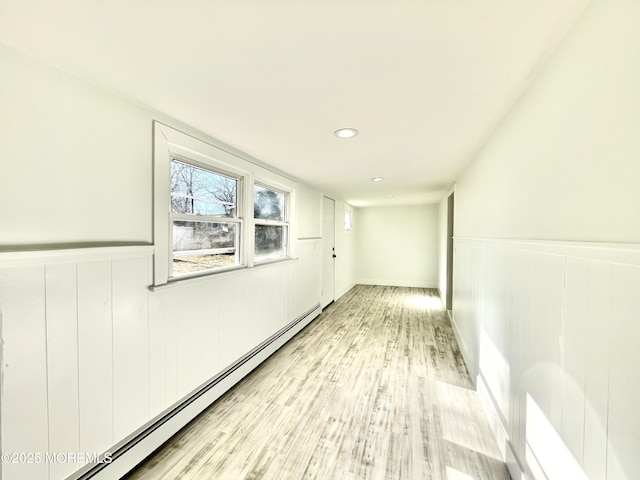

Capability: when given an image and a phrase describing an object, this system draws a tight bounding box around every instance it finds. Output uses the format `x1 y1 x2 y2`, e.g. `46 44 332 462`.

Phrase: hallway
127 285 509 480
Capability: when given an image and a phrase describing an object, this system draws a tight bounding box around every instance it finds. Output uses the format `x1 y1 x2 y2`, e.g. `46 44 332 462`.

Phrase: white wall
356 204 439 288
335 200 357 299
296 188 357 302
0 42 325 248
0 43 330 480
455 0 640 244
0 43 152 246
452 1 640 479
296 183 322 239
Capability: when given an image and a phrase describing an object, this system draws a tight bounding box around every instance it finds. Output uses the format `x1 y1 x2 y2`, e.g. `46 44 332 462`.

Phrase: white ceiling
0 0 588 206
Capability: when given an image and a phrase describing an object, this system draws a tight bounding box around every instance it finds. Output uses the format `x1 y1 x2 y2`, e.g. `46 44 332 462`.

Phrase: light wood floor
127 285 510 480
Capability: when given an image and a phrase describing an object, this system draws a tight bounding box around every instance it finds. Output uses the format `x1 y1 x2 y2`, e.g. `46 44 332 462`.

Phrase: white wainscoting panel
583 260 612 480
453 238 640 480
0 265 49 480
77 259 114 458
608 264 640 480
451 240 483 381
0 239 322 480
112 255 151 445
561 257 589 466
45 262 81 480
148 289 168 419
527 252 565 433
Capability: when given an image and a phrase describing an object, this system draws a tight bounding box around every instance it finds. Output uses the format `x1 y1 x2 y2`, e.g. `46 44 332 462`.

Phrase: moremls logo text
0 452 113 464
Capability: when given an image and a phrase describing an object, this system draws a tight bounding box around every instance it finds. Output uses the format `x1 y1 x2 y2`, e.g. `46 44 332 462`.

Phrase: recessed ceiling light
334 128 359 138
371 177 385 182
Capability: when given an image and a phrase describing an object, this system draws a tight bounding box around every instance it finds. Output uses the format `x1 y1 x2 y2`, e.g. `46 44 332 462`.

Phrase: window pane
171 160 237 217
344 210 352 230
255 225 287 260
172 220 239 275
254 184 285 221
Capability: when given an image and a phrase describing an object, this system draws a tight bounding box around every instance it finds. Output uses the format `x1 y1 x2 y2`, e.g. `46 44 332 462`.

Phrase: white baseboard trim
335 282 357 301
357 279 438 289
449 312 476 383
476 374 524 480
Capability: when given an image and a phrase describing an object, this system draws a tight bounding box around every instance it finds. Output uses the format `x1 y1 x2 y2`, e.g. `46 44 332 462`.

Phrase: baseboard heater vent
75 302 322 480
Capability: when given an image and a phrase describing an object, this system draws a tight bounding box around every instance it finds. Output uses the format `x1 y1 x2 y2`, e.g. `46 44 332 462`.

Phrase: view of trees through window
170 160 239 275
171 160 237 217
154 124 294 283
168 160 290 275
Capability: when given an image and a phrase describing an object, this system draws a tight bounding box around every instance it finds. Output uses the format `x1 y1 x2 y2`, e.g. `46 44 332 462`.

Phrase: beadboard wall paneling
0 265 49 480
0 240 321 480
608 264 640 480
452 238 640 480
45 262 81 480
112 255 151 445
77 259 115 459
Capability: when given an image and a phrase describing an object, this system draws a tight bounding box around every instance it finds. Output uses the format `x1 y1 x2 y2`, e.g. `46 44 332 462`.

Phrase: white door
321 196 335 309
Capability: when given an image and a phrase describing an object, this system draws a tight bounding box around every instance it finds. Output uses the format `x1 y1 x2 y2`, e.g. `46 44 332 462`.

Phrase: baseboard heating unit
72 302 322 480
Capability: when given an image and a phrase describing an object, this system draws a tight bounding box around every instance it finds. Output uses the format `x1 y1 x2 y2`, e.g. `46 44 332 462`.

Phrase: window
254 184 288 262
344 208 353 231
153 122 297 286
170 159 242 276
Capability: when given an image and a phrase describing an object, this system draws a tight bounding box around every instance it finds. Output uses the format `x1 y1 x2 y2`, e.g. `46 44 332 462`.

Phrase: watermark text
0 452 112 465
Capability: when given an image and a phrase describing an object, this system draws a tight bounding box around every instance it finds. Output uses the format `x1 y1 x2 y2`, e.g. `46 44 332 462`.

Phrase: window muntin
170 159 242 276
254 183 289 262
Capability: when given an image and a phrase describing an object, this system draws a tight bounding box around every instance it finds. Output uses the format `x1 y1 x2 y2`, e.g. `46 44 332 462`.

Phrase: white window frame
153 122 297 286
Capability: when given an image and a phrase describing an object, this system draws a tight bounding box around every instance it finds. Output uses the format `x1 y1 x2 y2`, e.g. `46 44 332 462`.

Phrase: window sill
149 257 296 292
254 256 290 267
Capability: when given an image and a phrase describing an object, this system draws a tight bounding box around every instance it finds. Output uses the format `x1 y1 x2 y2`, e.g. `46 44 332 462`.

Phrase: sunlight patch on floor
408 293 443 311
437 380 505 462
446 466 476 480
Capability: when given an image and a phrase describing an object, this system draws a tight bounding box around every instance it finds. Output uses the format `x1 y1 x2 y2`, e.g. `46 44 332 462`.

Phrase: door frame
321 195 336 309
446 192 455 311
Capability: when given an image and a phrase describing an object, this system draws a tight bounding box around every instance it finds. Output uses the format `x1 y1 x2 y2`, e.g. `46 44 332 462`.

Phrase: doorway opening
446 192 454 311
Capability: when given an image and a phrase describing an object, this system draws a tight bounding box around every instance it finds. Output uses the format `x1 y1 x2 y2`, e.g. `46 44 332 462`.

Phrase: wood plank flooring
126 285 510 480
